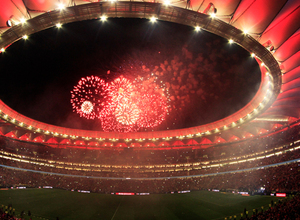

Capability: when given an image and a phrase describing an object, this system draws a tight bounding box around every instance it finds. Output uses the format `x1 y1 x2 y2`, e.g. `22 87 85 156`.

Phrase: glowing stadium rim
0 2 281 143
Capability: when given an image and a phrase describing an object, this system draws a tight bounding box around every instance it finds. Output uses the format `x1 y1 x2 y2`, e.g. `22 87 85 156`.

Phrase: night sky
0 18 261 131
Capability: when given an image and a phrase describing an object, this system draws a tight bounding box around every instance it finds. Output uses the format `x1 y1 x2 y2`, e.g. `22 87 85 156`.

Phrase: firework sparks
71 74 169 132
115 98 140 125
81 101 94 114
137 93 168 128
70 75 110 119
109 76 135 103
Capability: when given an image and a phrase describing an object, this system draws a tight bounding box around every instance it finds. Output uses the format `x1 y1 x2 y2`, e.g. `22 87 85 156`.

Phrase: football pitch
0 189 280 220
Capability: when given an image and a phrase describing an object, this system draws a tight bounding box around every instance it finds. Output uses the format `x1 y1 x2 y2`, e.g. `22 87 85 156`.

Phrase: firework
108 76 135 103
134 75 169 128
100 76 139 132
137 93 168 128
134 75 171 102
100 103 139 133
81 101 94 114
71 74 170 132
115 98 140 125
70 75 110 119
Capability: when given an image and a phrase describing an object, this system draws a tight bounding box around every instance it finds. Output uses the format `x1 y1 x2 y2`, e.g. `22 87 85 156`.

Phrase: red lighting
116 192 135 195
276 193 286 197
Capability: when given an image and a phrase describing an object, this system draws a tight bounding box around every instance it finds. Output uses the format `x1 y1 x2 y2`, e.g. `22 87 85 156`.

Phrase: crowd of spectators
0 124 300 220
1 160 299 193
1 119 300 193
1 145 300 179
0 205 32 220
1 121 300 181
0 205 17 220
246 194 300 220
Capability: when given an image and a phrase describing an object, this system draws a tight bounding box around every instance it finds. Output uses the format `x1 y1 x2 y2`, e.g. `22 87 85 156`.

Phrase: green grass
0 189 281 220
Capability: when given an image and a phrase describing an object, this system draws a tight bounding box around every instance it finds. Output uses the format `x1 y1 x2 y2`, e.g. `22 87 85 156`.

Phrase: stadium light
163 0 171 6
0 48 5 53
229 39 234 44
150 16 157 23
195 26 201 32
243 29 248 35
210 13 216 18
100 15 107 21
56 23 62 28
251 53 255 57
57 3 65 10
22 35 28 40
20 18 26 24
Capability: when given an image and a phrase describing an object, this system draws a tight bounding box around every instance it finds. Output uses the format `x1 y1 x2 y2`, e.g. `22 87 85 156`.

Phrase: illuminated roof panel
258 5 300 48
282 66 300 84
277 88 300 100
23 0 72 11
230 0 288 35
273 29 300 62
280 52 300 73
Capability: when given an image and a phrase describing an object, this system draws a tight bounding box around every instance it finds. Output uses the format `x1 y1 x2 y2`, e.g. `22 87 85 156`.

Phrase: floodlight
164 0 170 5
57 3 65 10
100 15 107 21
150 16 157 23
20 18 26 24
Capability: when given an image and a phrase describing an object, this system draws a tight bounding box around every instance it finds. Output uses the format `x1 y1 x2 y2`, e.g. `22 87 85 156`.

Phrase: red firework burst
137 93 168 128
109 76 135 103
81 101 94 114
100 76 139 132
71 74 169 132
133 75 169 128
100 103 139 133
70 75 110 119
115 98 140 125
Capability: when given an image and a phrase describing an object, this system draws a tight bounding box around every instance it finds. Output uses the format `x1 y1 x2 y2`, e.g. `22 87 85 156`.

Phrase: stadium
0 0 299 219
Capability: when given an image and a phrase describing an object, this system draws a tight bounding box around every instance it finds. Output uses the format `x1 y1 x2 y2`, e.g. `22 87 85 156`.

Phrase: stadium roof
0 0 299 146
